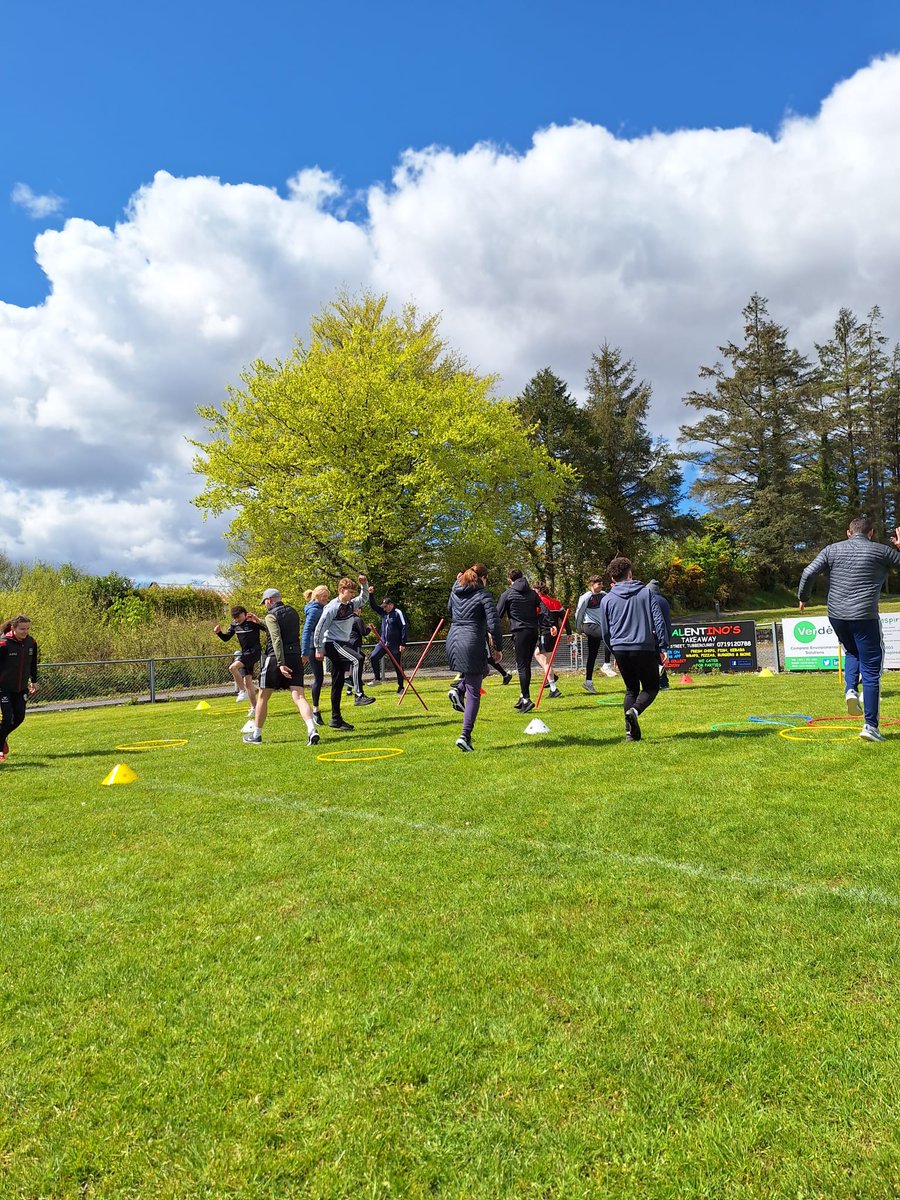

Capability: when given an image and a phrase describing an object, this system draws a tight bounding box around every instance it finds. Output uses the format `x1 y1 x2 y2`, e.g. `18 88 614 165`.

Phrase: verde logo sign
793 621 817 644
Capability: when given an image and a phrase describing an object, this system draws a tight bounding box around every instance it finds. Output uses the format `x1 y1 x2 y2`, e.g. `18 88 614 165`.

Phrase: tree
679 295 816 585
584 343 685 558
192 294 567 599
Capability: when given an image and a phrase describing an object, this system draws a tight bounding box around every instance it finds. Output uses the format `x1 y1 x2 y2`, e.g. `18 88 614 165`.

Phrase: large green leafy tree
679 295 816 585
192 294 565 600
584 343 686 559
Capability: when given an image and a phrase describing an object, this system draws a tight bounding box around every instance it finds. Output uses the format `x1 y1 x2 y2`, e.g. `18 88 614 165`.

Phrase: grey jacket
798 534 900 620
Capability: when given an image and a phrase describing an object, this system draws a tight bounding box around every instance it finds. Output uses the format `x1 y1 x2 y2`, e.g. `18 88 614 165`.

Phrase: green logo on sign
794 620 817 644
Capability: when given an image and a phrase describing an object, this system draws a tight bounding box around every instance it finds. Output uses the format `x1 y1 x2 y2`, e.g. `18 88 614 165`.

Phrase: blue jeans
830 617 883 727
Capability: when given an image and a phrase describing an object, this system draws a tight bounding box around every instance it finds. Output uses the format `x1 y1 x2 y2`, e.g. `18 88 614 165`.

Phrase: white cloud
3 55 900 579
11 182 65 219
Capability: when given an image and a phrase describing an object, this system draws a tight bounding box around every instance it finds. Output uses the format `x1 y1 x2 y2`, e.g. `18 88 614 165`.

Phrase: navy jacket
446 583 503 674
369 599 408 646
599 580 669 653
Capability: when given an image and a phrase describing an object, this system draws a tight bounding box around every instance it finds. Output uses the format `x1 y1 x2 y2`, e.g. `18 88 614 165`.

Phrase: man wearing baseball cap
243 588 320 747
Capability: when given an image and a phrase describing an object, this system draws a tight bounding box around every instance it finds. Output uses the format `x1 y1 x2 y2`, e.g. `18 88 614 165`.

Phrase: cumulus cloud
11 182 65 219
2 56 900 579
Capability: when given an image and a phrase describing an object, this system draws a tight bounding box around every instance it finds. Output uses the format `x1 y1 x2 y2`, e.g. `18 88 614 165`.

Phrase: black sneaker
513 697 525 710
520 698 535 713
448 687 465 713
312 710 324 726
625 707 642 742
345 685 354 696
328 719 355 731
501 671 513 686
353 694 376 707
455 734 474 752
396 685 404 694
307 729 320 747
547 687 563 699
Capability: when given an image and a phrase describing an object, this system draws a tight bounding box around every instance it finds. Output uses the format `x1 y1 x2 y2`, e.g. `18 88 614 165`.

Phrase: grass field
3 671 900 1199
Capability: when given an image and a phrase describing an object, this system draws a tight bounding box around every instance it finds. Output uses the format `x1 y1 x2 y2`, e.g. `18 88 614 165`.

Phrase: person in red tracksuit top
534 583 570 698
0 615 39 763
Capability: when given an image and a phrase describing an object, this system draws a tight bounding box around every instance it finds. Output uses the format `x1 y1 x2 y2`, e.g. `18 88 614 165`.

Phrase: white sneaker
581 680 597 694
599 664 617 678
859 724 886 743
235 690 247 702
845 689 863 716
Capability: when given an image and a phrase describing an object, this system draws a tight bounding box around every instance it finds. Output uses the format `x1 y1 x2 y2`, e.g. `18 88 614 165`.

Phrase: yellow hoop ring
316 747 405 763
778 726 859 743
115 739 188 751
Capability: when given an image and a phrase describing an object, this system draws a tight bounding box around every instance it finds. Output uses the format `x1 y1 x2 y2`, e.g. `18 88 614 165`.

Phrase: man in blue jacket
599 557 669 742
367 591 408 692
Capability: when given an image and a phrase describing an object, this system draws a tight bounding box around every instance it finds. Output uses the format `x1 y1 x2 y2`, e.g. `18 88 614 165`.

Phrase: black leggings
0 690 27 748
584 634 611 679
308 657 325 709
512 628 539 697
615 650 661 714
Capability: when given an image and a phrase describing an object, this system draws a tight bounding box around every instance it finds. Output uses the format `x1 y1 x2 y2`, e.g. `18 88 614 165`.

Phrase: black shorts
259 651 305 690
538 631 556 653
234 649 261 676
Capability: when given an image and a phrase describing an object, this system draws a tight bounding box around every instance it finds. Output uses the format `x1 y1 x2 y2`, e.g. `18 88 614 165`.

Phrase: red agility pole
398 617 444 707
369 625 428 711
535 607 571 710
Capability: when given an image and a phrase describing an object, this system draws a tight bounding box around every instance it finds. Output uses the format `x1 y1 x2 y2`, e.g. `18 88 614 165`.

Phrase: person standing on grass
313 575 374 731
496 569 542 713
243 589 320 748
599 558 669 743
646 580 673 691
345 611 369 696
213 605 262 713
798 516 900 742
301 586 330 727
575 575 616 693
0 615 39 764
446 566 504 752
367 591 408 692
534 583 570 698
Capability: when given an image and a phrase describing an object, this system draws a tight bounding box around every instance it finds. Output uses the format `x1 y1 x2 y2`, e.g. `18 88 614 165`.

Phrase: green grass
3 673 900 1198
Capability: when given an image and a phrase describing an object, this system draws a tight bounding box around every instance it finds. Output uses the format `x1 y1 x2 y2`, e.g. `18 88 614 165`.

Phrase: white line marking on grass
244 794 900 911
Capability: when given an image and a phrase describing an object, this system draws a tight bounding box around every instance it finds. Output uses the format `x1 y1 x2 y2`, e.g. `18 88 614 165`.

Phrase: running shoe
547 687 563 699
859 724 886 742
845 689 863 716
370 679 382 686
501 671 513 686
312 710 324 726
625 707 641 742
307 729 321 747
448 687 465 713
520 698 536 713
328 719 355 731
353 694 376 706
514 697 525 710
600 664 617 678
235 690 247 702
455 734 474 752
581 680 597 694
242 731 262 744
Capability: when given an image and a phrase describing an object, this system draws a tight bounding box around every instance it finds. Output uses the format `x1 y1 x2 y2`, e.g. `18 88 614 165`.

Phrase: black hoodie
496 577 541 632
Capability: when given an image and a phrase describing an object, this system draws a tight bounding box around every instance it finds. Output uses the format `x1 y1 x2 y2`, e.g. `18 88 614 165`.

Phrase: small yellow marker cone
195 700 212 710
101 763 138 786
759 668 774 677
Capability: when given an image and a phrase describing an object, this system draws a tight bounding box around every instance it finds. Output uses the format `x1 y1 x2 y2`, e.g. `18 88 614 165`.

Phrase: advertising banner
667 621 758 672
784 614 900 670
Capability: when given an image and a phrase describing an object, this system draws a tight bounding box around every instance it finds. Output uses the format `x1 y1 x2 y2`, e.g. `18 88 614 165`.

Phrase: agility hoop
316 747 405 763
115 739 188 751
709 722 766 735
808 715 900 726
596 697 623 707
747 713 813 727
779 725 861 743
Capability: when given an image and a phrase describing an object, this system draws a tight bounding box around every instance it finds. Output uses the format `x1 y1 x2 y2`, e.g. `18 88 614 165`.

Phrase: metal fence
29 625 789 710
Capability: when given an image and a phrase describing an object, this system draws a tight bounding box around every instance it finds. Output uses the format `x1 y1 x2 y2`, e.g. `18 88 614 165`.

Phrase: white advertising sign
784 614 900 670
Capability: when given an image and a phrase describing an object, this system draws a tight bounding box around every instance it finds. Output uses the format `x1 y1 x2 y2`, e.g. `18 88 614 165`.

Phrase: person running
446 566 504 751
472 564 513 686
301 586 330 726
368 591 408 692
0 615 40 763
534 582 569 698
214 605 262 713
599 558 670 742
496 569 542 712
574 575 615 693
242 589 320 747
313 575 374 731
646 580 673 691
345 612 369 696
798 516 900 741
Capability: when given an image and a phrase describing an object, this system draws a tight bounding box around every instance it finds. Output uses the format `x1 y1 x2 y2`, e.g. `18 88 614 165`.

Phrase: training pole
398 617 444 707
535 607 571 710
369 625 428 711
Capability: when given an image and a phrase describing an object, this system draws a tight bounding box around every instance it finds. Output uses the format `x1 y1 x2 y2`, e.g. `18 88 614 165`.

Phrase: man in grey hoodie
599 557 670 742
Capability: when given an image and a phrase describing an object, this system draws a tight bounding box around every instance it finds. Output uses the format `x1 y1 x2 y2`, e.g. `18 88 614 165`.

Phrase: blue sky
3 1 900 579
5 0 898 307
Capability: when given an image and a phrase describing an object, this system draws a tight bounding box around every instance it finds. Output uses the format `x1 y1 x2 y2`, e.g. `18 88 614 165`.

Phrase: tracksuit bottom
370 641 404 686
830 616 883 728
584 632 612 680
512 628 539 698
0 690 27 751
325 641 364 719
614 650 661 715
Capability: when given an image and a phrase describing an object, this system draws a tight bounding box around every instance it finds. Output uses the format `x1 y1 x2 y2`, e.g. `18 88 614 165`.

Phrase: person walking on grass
575 575 615 693
214 605 262 714
471 564 513 686
798 515 900 742
301 586 330 727
599 558 669 743
314 575 374 731
0 615 39 764
243 589 320 747
446 565 504 752
368 591 408 692
496 569 542 713
534 583 569 698
646 580 673 691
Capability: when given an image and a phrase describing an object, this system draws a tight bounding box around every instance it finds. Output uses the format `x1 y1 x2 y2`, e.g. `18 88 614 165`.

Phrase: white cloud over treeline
3 55 900 579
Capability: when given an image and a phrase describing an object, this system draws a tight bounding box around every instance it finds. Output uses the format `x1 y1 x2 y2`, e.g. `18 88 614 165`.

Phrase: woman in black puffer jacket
446 566 503 752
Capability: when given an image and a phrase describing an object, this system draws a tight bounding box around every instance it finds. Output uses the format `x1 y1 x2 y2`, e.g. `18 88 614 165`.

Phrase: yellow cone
759 668 774 677
195 700 212 710
101 763 138 786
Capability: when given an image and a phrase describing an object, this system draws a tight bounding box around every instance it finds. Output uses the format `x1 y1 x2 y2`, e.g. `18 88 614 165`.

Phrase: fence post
770 622 781 673
149 658 156 703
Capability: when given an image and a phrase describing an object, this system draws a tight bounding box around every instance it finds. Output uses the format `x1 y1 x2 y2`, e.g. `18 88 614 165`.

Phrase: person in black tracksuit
0 615 39 762
214 605 262 709
496 570 542 712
